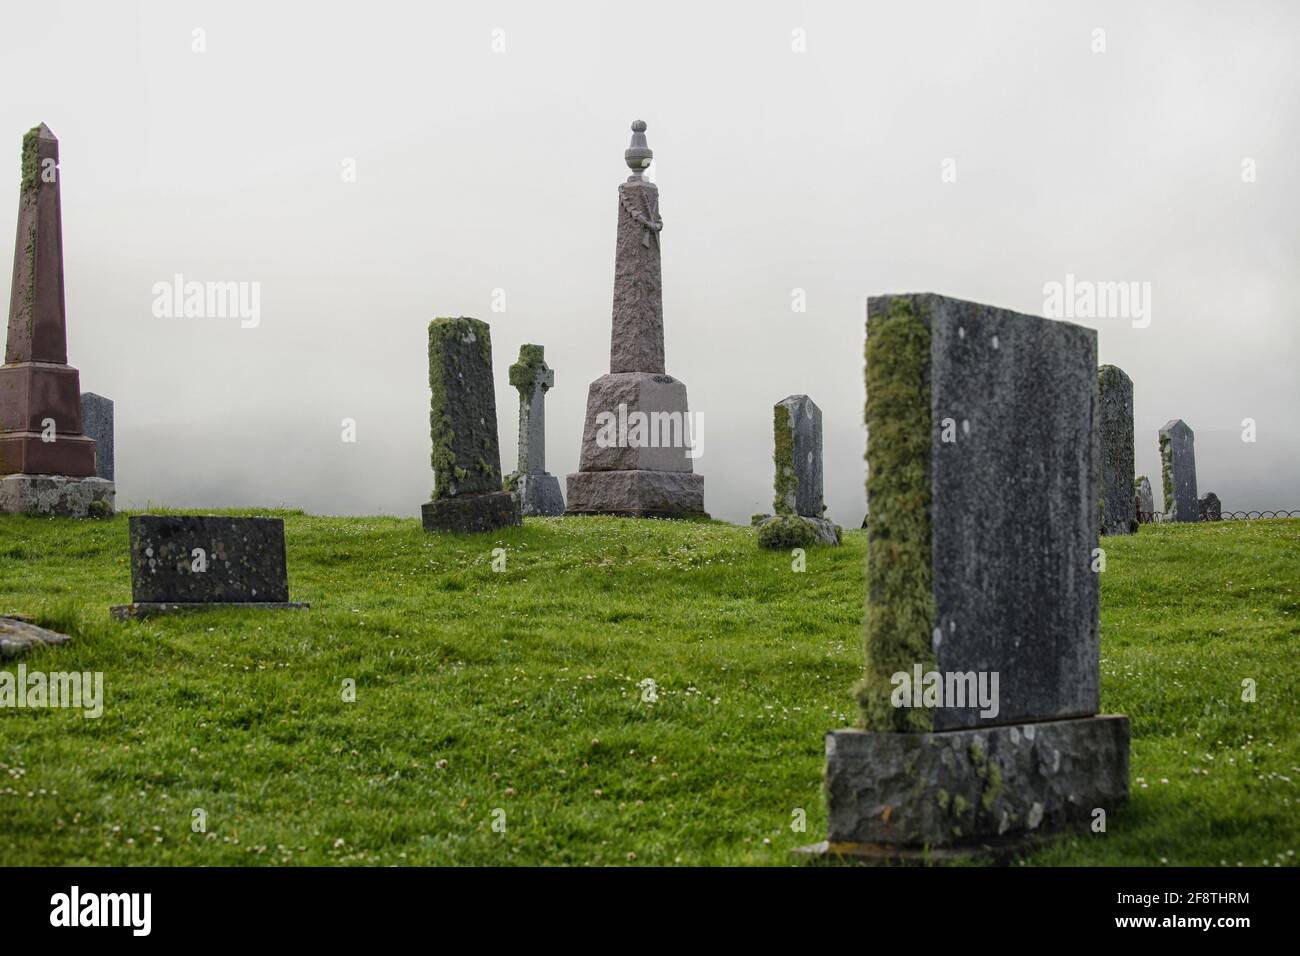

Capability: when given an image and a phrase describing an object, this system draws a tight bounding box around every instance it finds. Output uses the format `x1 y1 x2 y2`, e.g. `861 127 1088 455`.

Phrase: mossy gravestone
421 317 521 534
755 395 839 546
505 344 564 516
1098 365 1135 535
1134 475 1154 522
1158 418 1197 522
804 293 1129 860
110 515 308 619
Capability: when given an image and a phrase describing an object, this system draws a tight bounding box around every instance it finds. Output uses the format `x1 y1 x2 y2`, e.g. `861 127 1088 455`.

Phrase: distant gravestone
110 515 308 619
1159 419 1198 522
505 344 564 517
802 293 1129 860
80 393 114 481
1198 492 1222 522
421 317 521 533
1097 366 1134 535
1134 475 1154 523
756 395 838 546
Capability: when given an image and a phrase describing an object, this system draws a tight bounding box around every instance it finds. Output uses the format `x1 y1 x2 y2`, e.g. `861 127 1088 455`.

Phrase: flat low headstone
421 317 521 533
80 392 114 481
1199 491 1221 522
0 615 72 659
1134 475 1154 523
805 293 1129 859
1098 366 1134 535
505 344 564 517
110 515 308 619
1159 419 1198 522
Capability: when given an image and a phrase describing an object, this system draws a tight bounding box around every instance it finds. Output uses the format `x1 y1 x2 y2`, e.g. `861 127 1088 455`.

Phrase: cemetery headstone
0 125 113 517
800 293 1129 860
1098 365 1135 535
80 392 114 482
505 344 564 516
755 395 839 546
1134 475 1154 523
110 515 309 619
1198 491 1221 522
420 316 522 533
566 122 705 518
1158 419 1198 522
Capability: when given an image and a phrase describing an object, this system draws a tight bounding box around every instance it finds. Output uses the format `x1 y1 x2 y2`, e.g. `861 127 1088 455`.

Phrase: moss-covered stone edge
1158 432 1173 516
772 402 797 515
508 343 546 393
855 295 935 733
428 316 493 499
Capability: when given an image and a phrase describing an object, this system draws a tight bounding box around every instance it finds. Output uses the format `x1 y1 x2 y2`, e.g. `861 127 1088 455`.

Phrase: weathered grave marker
800 293 1129 860
0 125 112 516
1158 419 1198 522
566 122 705 518
110 515 308 619
1098 365 1134 535
756 395 839 546
80 392 114 482
421 317 521 533
505 344 564 516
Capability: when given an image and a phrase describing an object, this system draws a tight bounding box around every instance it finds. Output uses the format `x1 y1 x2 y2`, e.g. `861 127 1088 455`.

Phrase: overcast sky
2 0 1296 525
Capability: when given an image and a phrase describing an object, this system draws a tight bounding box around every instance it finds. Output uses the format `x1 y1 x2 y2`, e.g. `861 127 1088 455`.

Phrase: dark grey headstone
1158 419 1198 522
860 293 1099 733
1198 491 1221 522
773 394 824 518
1097 366 1134 535
125 515 292 604
423 317 521 533
80 392 114 481
1135 475 1154 522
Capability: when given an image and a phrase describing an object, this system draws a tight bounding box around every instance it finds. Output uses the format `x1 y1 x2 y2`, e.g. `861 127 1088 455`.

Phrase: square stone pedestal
508 473 564 517
798 715 1129 862
0 474 114 517
565 470 705 518
422 490 522 534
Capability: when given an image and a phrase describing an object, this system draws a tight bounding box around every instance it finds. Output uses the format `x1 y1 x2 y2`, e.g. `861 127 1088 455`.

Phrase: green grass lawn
0 512 1296 866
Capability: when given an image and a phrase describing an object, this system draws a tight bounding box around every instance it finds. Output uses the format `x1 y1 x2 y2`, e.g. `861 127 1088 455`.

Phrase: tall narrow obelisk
565 121 705 518
0 125 114 516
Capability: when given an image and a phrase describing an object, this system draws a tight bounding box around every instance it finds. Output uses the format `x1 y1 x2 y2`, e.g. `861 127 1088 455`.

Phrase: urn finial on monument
1 124 113 517
624 119 652 181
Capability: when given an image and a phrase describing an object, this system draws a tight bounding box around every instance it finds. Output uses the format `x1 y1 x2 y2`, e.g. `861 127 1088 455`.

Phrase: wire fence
1136 509 1300 524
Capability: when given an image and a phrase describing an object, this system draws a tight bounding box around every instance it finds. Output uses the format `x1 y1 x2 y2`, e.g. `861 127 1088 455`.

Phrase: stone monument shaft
609 122 665 375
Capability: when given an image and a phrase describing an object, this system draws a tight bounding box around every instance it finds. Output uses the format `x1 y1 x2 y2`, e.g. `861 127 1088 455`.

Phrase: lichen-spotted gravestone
1158 419 1197 522
805 293 1129 859
1134 475 1154 523
1097 365 1135 535
565 121 705 518
421 317 521 533
505 344 564 516
0 124 112 516
110 515 308 619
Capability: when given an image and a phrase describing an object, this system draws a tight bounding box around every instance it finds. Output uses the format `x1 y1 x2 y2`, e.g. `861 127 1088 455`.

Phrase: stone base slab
421 490 522 534
822 715 1129 851
565 469 706 518
0 474 114 517
507 472 565 517
756 514 841 546
0 615 73 659
111 602 310 621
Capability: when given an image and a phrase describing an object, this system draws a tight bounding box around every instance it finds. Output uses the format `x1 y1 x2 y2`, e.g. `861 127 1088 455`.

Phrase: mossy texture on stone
1159 433 1173 516
756 514 816 550
855 296 935 732
509 343 546 392
427 316 501 500
772 403 797 515
20 126 40 198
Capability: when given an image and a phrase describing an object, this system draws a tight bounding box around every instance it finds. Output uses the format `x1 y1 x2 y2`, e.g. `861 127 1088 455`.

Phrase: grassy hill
0 512 1296 866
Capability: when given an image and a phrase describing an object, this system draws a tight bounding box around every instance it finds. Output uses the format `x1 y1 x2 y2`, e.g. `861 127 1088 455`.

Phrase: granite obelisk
0 125 113 516
565 121 705 518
